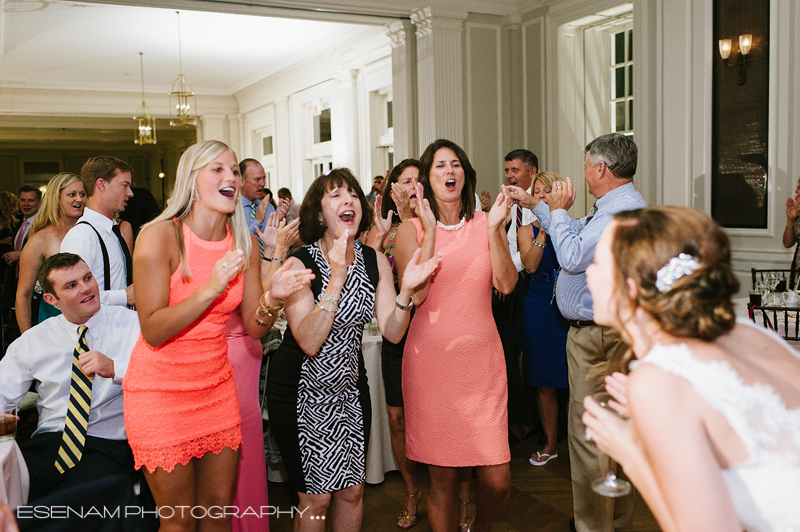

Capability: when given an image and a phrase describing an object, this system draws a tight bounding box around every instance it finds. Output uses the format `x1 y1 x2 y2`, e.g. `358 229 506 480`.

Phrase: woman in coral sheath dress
393 139 518 532
124 140 312 531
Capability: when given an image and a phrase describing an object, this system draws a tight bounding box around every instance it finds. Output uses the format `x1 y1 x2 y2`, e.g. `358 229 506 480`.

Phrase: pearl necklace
437 217 466 231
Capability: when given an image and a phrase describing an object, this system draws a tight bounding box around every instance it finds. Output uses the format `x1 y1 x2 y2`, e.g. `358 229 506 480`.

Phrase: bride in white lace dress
581 206 800 532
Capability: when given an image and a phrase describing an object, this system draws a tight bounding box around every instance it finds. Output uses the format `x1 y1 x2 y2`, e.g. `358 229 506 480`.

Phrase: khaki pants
567 325 634 532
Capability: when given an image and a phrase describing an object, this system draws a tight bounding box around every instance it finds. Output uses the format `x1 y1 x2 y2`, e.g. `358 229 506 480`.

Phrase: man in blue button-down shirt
506 133 646 532
239 159 276 256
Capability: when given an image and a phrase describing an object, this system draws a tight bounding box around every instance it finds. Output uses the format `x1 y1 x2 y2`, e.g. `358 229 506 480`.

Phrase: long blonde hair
142 140 251 280
29 173 83 237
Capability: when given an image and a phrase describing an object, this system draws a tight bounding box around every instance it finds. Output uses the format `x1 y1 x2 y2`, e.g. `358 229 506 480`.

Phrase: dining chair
751 268 796 292
750 304 800 341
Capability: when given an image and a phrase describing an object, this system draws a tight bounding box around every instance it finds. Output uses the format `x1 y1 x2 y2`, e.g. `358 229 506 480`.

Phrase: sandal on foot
458 498 472 532
397 489 422 529
529 451 558 466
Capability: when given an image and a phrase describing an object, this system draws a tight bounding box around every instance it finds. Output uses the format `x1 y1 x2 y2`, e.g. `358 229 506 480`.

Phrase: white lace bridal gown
631 321 800 532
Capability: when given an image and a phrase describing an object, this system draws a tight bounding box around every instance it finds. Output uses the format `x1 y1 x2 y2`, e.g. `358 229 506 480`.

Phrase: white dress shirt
507 186 537 272
60 208 128 307
0 306 140 440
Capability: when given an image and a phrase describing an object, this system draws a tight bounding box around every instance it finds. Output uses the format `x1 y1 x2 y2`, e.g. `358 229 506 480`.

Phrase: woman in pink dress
393 139 518 532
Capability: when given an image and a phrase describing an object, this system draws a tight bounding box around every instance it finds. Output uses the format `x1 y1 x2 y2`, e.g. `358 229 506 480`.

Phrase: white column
275 97 291 191
411 7 466 153
333 69 360 175
198 114 227 143
227 114 241 158
385 20 418 161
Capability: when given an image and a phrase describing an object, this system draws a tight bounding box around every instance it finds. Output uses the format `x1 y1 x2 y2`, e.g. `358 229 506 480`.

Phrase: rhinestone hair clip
655 253 701 293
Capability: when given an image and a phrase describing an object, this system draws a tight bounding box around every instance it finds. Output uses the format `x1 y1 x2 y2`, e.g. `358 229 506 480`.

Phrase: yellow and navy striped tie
55 325 92 474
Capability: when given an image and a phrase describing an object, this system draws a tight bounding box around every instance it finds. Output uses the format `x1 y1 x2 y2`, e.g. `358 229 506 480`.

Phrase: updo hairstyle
611 206 739 342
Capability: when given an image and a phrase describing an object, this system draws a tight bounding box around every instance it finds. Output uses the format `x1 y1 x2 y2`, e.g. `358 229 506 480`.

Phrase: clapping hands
400 248 443 292
413 183 436 235
487 191 511 231
373 194 394 240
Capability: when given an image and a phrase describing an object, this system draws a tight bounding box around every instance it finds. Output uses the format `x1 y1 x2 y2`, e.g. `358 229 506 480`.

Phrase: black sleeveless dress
267 241 378 494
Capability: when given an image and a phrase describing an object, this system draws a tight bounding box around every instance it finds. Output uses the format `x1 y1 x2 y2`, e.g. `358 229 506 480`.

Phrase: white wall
234 28 392 201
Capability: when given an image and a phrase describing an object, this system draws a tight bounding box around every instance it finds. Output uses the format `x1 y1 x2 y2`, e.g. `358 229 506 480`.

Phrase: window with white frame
610 27 633 136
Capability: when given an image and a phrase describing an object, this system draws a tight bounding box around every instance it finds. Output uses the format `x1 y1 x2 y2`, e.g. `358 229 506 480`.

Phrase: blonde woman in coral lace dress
123 140 313 532
393 139 518 532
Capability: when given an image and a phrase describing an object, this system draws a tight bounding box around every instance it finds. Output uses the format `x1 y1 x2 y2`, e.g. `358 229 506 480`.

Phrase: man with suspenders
61 157 135 308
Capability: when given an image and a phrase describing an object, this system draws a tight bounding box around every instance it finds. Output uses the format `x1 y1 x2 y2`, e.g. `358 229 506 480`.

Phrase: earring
192 189 199 202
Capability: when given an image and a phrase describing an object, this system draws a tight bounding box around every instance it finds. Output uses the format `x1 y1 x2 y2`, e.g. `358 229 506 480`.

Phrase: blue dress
522 224 569 388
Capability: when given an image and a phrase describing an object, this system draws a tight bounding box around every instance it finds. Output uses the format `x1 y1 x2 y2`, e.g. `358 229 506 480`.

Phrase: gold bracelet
258 291 285 318
256 316 274 327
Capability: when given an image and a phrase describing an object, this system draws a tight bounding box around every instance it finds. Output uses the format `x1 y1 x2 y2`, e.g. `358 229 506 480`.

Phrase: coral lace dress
403 212 510 466
123 223 243 473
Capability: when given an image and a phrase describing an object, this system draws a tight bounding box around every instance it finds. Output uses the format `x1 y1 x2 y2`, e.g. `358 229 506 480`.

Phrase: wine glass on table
588 392 632 497
768 272 780 292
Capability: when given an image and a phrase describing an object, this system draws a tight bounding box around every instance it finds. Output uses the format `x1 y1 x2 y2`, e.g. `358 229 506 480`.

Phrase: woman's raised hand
270 261 315 300
787 198 798 222
487 191 511 231
390 183 414 221
373 194 394 238
328 229 349 284
400 248 442 292
207 249 244 297
276 218 301 251
255 211 284 251
414 183 436 234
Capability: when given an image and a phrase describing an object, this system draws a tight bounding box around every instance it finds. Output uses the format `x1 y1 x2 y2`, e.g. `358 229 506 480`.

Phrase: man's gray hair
584 133 637 180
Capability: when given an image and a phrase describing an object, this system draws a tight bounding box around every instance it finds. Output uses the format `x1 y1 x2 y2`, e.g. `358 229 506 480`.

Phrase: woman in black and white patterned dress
267 168 441 531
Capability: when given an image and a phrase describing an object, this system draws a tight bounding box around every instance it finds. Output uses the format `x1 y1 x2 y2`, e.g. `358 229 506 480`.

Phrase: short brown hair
298 168 372 244
38 253 85 297
419 139 476 222
81 156 132 197
239 159 261 180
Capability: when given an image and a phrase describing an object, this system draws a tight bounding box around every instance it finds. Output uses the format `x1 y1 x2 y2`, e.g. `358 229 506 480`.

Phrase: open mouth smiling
445 179 457 191
220 187 236 198
340 210 355 223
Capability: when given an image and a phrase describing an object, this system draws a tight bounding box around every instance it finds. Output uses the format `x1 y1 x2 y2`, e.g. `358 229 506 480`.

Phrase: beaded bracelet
319 293 340 305
264 256 285 265
316 301 337 313
532 239 546 249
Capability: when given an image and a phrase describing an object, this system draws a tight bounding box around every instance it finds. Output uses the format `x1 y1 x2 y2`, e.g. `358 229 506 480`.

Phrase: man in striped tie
499 149 540 437
0 253 140 500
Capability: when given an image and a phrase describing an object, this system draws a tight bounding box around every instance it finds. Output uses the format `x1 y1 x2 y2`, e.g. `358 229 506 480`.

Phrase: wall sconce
719 34 752 85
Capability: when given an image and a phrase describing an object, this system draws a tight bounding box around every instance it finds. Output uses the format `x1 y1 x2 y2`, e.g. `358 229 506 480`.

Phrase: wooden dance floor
267 434 661 531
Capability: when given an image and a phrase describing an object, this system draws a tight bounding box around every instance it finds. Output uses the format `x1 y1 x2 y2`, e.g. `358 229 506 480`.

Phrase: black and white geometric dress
267 241 377 494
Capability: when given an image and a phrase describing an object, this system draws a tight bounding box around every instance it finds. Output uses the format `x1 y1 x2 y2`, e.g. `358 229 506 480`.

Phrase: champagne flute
589 392 632 497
